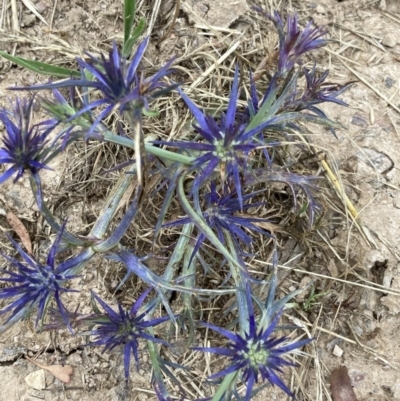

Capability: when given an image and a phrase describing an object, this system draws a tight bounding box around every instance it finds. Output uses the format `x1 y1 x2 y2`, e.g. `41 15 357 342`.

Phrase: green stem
182 226 196 343
90 163 137 239
176 173 241 269
146 332 170 398
226 234 249 334
102 130 194 165
123 108 145 185
210 371 239 401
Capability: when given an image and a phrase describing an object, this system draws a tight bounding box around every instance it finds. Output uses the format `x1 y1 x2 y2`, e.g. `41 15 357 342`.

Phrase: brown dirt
1 0 400 400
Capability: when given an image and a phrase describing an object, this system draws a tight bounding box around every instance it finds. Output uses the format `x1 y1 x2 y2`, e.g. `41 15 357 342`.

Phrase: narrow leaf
122 17 146 57
124 0 137 44
0 51 80 78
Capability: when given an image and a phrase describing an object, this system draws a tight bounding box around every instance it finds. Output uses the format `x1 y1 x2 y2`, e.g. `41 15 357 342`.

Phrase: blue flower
90 289 170 380
196 309 312 399
295 65 352 117
165 183 272 257
0 222 87 333
12 39 175 136
0 97 57 195
155 67 275 208
254 8 327 74
196 248 313 399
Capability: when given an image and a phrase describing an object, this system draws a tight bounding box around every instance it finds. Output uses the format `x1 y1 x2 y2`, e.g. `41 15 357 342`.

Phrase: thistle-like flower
288 65 352 117
196 283 312 400
0 223 87 333
90 289 170 380
254 8 327 74
197 310 311 399
40 86 104 145
155 67 275 208
12 38 175 136
165 183 272 257
0 97 57 192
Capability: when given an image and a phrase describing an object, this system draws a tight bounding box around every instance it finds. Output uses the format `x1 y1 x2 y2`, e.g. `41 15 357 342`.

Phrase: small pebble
35 1 47 13
351 114 368 127
382 33 397 48
333 344 344 357
385 76 394 88
315 5 326 14
24 370 46 390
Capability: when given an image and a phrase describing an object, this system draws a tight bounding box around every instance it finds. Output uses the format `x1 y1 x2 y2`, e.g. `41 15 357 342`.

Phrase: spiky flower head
196 307 312 399
165 183 272 258
0 223 86 333
155 66 276 208
296 64 352 113
90 289 170 380
196 249 313 399
0 97 57 188
254 8 327 74
12 38 176 137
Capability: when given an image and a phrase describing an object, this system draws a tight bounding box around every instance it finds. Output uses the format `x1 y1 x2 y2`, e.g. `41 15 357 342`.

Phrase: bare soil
1 0 400 400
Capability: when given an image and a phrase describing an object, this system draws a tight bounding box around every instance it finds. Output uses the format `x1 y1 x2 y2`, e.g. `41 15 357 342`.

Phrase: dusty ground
0 0 400 400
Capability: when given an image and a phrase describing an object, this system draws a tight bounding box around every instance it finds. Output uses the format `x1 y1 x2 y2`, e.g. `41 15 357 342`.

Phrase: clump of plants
0 3 351 400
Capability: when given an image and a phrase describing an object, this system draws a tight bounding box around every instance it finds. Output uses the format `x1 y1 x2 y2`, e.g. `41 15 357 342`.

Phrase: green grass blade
0 51 80 78
122 17 146 57
124 0 137 44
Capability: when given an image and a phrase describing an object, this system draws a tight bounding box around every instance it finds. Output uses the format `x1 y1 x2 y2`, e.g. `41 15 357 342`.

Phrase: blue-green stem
146 331 170 399
92 185 141 253
225 234 249 335
182 230 196 343
102 129 194 165
123 108 145 185
90 164 137 239
143 223 194 313
177 173 242 270
210 371 239 401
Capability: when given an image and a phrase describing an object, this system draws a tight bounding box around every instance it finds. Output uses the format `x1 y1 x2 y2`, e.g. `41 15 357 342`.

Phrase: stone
382 33 397 48
351 114 368 127
35 1 48 14
385 76 394 88
182 0 248 28
333 345 343 357
362 249 386 269
315 5 326 14
393 381 400 399
24 369 46 390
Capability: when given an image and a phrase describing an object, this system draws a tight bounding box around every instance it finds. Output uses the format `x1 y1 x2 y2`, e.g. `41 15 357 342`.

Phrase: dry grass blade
10 0 19 31
251 259 400 296
20 0 48 25
334 22 385 52
339 59 400 114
